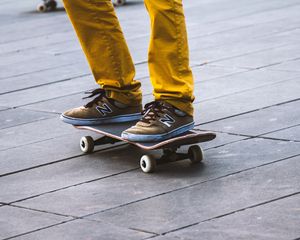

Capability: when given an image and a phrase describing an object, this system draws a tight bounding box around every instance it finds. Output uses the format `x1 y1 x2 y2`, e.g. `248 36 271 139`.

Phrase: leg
62 0 141 106
121 0 195 141
60 0 142 125
144 0 194 116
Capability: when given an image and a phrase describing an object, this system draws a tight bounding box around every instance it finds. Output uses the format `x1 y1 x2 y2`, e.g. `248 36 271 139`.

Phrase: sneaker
60 88 142 125
121 101 194 142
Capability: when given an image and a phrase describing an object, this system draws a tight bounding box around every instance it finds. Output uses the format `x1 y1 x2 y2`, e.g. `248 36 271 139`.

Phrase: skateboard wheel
188 145 203 163
112 0 126 6
48 0 57 11
140 155 156 173
37 3 47 12
80 136 94 153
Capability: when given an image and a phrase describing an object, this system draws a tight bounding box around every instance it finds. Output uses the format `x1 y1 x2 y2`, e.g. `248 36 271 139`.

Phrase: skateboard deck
75 121 216 150
74 121 216 173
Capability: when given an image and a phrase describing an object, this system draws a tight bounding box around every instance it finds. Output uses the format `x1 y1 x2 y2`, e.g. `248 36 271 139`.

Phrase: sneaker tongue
144 110 155 120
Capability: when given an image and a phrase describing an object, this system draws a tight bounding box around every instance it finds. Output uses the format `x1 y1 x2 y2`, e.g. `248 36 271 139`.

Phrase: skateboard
36 0 126 12
74 121 216 173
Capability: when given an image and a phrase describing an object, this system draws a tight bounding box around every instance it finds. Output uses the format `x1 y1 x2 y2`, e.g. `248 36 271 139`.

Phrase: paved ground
0 0 300 239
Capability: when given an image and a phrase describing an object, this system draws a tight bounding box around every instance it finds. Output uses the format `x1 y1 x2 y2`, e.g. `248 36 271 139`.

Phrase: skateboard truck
139 145 203 173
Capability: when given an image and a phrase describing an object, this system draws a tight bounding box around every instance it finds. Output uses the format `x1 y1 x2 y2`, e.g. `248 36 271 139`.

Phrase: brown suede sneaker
121 101 194 142
60 88 142 125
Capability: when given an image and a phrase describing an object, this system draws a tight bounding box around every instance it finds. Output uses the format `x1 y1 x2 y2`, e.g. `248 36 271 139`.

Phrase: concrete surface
0 0 299 239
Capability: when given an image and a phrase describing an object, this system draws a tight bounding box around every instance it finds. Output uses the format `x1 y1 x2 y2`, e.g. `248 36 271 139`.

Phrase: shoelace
141 101 173 124
83 88 106 108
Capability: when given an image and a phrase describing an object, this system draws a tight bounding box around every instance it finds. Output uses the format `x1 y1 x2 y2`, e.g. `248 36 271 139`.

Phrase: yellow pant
63 0 195 116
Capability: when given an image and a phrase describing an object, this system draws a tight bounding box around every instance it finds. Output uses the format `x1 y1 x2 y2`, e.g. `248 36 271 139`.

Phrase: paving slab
0 108 55 130
87 155 300 234
0 205 69 239
0 75 97 108
17 138 300 217
0 30 77 56
186 0 300 25
0 118 73 150
0 49 54 68
200 100 300 136
214 41 300 69
0 49 87 80
266 58 300 72
263 125 300 142
194 130 245 149
190 32 297 66
187 0 300 40
0 7 56 30
0 144 146 203
192 65 247 82
187 16 250 39
1 25 72 52
190 26 300 65
194 78 300 124
20 92 92 114
0 12 69 37
14 219 152 240
0 61 90 94
0 130 105 176
193 68 300 103
220 0 300 26
189 17 300 52
152 194 300 240
134 62 152 80
0 11 66 33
